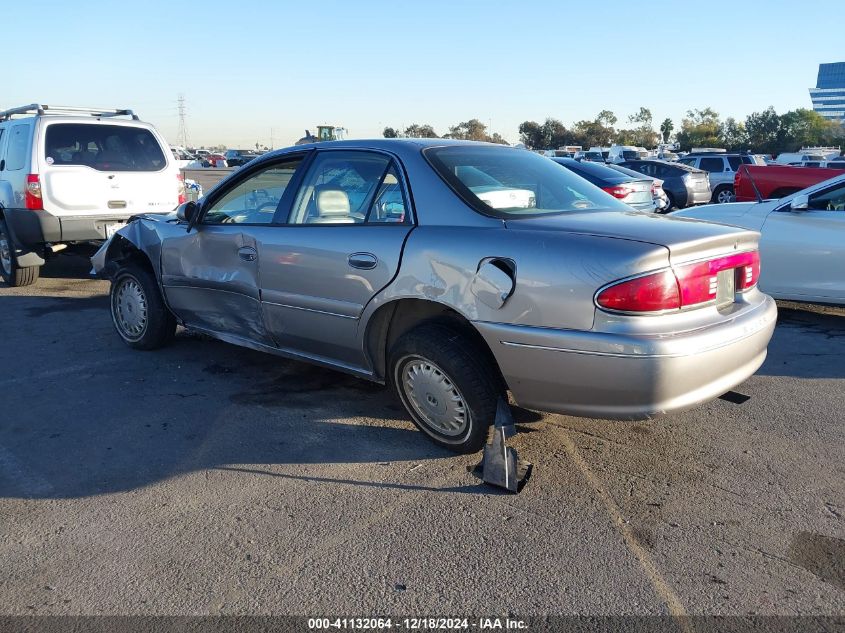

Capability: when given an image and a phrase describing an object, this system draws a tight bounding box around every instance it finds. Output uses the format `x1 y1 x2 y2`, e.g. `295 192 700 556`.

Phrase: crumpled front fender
90 214 175 280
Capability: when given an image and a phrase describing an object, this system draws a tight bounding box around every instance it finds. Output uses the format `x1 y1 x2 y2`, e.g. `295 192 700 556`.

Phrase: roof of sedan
258 138 517 160
292 138 508 149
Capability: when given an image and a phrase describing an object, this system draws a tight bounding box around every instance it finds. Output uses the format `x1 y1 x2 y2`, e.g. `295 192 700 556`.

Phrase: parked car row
551 157 667 213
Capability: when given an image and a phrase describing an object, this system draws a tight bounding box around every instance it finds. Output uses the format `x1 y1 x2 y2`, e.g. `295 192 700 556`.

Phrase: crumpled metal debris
481 399 532 493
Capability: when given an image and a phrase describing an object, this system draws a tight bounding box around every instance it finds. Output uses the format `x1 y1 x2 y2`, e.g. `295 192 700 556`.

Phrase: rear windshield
622 150 647 160
554 158 630 184
44 124 167 172
425 145 630 218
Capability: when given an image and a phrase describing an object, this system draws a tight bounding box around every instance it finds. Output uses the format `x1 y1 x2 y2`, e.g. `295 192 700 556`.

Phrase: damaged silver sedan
92 140 777 453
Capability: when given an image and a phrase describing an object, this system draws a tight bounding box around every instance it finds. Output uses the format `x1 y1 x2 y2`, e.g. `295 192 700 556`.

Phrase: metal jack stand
481 399 532 493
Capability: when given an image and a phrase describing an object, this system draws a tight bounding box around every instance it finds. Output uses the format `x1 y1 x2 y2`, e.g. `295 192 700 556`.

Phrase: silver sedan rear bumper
474 294 777 419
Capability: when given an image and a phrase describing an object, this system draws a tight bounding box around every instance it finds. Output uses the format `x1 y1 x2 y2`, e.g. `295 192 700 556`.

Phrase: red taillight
177 172 186 204
734 250 760 291
602 185 633 199
596 269 680 312
596 251 760 314
651 182 660 195
25 174 43 210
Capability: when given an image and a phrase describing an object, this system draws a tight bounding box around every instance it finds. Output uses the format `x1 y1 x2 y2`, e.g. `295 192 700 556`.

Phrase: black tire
0 219 40 287
110 263 176 350
665 192 677 211
712 185 734 204
388 322 502 453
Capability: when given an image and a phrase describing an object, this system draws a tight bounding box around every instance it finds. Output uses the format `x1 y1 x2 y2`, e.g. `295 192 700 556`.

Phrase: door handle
238 246 257 262
348 252 377 270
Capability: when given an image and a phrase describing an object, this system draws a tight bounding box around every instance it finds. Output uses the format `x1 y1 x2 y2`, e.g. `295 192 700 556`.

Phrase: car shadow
757 304 845 379
38 250 99 280
0 293 499 500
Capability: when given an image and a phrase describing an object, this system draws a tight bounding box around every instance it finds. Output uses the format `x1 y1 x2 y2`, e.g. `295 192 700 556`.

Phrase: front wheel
0 220 40 287
388 323 502 453
110 263 176 350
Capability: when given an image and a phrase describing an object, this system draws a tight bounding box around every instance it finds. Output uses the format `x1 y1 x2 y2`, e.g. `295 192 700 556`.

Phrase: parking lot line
552 424 693 628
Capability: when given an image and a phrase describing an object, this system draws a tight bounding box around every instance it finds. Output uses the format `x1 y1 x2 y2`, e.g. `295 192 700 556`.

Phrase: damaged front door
160 156 306 345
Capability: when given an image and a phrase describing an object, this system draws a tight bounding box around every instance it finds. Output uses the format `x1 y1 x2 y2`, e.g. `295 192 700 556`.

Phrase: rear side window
6 124 30 171
699 157 725 172
44 124 167 172
288 151 410 225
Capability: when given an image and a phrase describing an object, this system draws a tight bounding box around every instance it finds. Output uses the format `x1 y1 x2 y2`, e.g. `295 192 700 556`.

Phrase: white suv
0 104 183 286
678 153 766 204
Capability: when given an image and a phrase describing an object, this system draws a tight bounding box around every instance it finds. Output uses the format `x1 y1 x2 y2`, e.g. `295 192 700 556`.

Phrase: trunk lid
619 180 652 206
38 120 179 218
684 170 711 192
505 211 759 264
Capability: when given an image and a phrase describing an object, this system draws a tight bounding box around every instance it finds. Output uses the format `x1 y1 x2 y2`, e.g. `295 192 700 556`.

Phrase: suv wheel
713 186 734 204
388 323 502 454
0 219 40 287
110 263 176 350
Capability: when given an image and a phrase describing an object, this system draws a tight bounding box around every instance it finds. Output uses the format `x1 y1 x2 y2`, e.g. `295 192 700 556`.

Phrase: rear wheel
665 192 677 211
713 185 734 204
0 219 40 287
388 323 502 453
110 263 176 350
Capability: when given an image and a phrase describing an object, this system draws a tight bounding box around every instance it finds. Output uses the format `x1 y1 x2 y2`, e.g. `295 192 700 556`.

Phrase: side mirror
789 194 809 212
380 201 405 217
177 200 198 224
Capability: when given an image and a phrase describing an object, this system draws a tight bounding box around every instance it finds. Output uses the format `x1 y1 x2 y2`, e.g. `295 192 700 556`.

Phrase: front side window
44 124 167 171
425 146 629 218
203 158 303 225
678 158 696 167
6 124 30 171
288 151 409 225
727 156 742 171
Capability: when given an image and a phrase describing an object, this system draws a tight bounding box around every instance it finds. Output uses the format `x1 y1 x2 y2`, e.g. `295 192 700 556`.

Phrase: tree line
383 107 845 156
383 119 508 144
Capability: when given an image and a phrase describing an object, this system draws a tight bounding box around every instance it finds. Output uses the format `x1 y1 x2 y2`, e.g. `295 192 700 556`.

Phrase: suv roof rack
0 103 139 122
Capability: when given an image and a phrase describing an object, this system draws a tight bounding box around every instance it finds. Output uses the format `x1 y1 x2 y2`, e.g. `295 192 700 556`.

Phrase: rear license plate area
715 268 735 307
104 222 124 238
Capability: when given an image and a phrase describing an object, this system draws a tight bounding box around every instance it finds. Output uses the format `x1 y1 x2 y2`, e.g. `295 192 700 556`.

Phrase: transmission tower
176 94 188 147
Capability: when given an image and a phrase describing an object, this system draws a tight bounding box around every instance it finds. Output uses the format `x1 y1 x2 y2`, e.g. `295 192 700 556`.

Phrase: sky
3 0 842 148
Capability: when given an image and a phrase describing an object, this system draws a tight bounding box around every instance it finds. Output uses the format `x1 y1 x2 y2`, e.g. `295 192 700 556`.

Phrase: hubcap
401 357 468 437
0 230 12 276
718 190 733 203
113 277 148 340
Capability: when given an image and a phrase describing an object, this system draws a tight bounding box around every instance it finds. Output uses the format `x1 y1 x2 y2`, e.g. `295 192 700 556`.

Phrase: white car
455 165 536 209
0 103 184 286
671 174 845 305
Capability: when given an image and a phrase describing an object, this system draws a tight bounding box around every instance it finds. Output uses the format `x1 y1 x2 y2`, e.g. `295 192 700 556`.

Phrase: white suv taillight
177 173 186 205
25 174 43 210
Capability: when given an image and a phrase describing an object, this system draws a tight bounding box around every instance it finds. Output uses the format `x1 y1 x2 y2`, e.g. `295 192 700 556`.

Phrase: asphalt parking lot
0 253 843 620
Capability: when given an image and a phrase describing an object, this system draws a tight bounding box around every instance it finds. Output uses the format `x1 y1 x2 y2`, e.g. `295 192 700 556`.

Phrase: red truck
734 164 845 202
